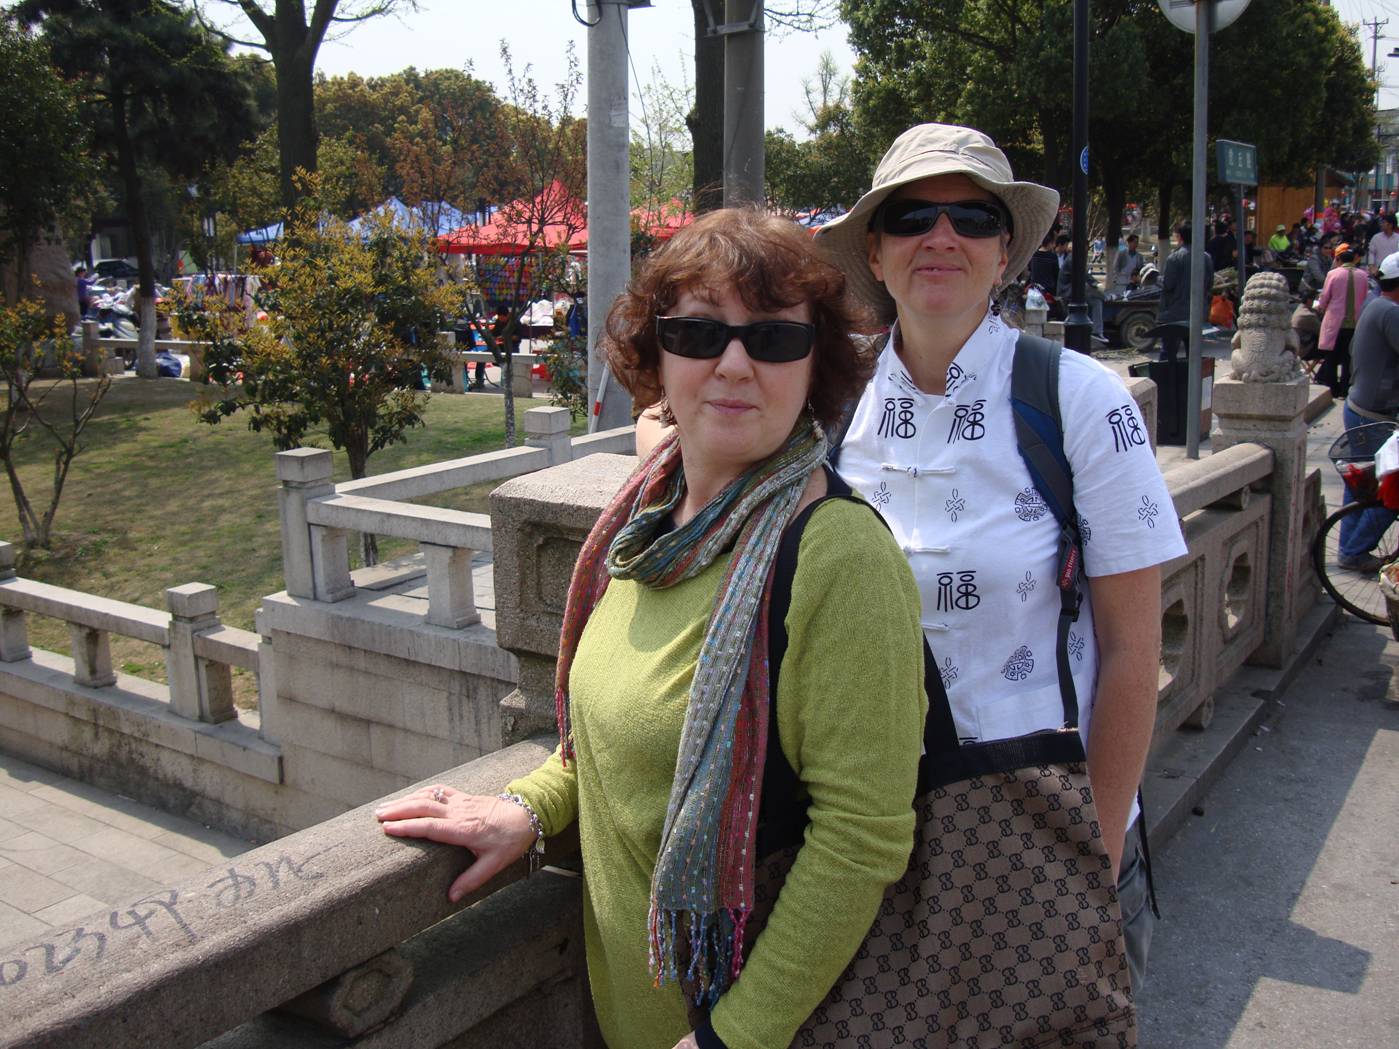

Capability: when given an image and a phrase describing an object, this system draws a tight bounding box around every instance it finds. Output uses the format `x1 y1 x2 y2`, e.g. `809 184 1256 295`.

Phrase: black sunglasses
655 315 815 363
872 199 1012 239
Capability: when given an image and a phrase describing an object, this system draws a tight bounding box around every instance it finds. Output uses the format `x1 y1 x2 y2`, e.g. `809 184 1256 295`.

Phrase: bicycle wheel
1312 501 1399 624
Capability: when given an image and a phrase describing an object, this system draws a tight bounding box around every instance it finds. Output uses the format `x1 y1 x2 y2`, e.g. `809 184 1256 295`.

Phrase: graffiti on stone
0 849 332 991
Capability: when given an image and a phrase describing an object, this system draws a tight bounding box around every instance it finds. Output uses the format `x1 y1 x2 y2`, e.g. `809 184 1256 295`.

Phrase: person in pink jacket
1315 245 1369 396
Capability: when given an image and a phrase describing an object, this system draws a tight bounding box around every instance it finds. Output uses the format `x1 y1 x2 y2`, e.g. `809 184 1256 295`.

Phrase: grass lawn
1 376 586 701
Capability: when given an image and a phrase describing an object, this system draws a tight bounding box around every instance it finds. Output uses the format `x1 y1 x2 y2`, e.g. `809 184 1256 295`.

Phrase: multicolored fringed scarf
553 417 828 1005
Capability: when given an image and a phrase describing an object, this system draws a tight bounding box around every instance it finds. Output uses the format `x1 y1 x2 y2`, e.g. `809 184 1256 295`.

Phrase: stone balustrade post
508 353 534 399
79 320 102 377
309 525 355 603
166 582 235 723
187 341 207 384
1211 273 1324 667
277 449 337 600
525 406 574 466
420 541 479 628
253 606 281 744
0 542 30 662
432 330 457 393
69 624 116 688
491 453 637 745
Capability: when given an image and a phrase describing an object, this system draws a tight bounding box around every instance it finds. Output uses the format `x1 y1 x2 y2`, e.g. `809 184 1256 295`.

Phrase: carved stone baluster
0 542 29 662
69 624 116 688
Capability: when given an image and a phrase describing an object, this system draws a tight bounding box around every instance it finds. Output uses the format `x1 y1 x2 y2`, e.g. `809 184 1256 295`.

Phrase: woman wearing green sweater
376 209 927 1048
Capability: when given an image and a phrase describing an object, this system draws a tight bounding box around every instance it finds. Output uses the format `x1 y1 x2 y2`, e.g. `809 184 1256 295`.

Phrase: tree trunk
271 30 318 209
2 451 42 549
1156 179 1174 266
111 91 158 379
689 0 724 214
1039 106 1064 191
501 341 517 448
1103 173 1126 293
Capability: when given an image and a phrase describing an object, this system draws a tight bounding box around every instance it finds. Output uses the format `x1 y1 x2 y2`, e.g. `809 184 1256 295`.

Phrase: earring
806 399 825 439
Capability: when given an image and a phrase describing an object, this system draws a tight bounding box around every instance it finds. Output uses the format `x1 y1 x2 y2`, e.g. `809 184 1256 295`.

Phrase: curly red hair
603 208 876 427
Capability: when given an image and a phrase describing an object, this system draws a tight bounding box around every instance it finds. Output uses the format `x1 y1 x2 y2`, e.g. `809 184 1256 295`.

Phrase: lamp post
1063 0 1092 355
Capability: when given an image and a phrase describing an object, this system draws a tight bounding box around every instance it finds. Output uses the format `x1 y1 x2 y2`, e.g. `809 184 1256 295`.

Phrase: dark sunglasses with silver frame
871 199 1013 240
655 315 816 363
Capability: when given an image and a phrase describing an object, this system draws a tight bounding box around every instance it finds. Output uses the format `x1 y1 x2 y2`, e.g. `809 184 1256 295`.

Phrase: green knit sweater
508 498 926 1049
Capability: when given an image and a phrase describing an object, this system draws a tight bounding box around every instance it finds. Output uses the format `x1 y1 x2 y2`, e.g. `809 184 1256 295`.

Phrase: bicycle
1311 420 1399 624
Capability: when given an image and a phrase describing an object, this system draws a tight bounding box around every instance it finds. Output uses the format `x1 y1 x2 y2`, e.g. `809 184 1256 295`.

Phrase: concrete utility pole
1360 17 1388 211
586 0 635 431
722 0 764 206
1063 0 1092 355
1185 0 1212 459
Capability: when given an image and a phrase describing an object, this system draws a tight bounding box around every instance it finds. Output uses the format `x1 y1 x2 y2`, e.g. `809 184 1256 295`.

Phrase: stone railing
0 735 600 1049
276 406 634 630
0 408 634 842
0 543 281 834
79 321 211 380
0 361 1336 1047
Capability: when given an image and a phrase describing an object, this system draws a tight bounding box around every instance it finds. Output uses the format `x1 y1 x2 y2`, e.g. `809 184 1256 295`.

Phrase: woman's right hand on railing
375 785 537 903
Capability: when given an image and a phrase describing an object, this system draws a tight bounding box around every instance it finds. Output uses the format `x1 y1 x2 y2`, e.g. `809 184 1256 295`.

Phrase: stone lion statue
1230 271 1304 382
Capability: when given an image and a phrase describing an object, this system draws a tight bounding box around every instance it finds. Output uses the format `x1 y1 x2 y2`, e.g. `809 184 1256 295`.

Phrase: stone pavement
0 755 253 944
1137 611 1399 1048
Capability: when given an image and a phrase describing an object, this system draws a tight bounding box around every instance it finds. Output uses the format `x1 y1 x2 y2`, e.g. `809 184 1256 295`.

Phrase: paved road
1138 613 1399 1048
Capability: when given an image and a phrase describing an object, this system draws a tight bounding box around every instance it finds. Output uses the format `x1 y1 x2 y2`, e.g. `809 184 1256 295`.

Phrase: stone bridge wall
0 373 1336 1048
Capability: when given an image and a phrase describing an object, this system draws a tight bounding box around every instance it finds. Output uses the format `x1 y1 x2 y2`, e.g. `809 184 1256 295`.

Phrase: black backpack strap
759 465 954 855
1010 333 1083 729
1135 788 1162 919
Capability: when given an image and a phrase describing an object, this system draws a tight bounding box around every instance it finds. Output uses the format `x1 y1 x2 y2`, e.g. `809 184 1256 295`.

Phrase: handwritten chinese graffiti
0 849 332 992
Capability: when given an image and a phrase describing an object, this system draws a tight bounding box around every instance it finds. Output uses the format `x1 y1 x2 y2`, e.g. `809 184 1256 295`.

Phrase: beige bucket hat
816 123 1061 323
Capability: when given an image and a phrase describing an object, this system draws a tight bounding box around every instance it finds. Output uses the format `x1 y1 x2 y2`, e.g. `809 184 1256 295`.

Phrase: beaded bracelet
496 792 545 872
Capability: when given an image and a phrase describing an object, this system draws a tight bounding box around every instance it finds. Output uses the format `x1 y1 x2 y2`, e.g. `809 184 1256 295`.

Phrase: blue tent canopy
346 197 475 237
235 220 283 244
236 199 485 245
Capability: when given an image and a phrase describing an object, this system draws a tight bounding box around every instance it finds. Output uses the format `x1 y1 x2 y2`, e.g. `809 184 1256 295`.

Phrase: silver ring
431 787 448 804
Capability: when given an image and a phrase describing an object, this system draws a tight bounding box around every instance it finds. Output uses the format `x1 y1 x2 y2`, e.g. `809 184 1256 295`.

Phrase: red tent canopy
633 198 694 242
437 181 587 255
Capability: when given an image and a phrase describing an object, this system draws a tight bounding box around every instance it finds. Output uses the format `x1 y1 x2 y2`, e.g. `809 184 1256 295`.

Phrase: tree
390 74 515 234
764 51 872 213
0 299 112 550
454 43 586 449
0 18 95 294
196 0 417 208
841 0 1379 278
180 180 465 563
631 61 694 222
17 0 255 378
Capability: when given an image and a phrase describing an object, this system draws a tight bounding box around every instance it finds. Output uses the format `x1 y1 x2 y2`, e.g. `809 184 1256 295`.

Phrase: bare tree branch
190 0 273 51
765 0 840 38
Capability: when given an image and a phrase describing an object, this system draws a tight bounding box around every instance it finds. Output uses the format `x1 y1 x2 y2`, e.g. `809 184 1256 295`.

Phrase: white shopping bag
1376 431 1399 479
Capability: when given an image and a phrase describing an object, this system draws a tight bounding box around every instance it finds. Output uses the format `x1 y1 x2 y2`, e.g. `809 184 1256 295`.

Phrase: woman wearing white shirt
813 123 1187 991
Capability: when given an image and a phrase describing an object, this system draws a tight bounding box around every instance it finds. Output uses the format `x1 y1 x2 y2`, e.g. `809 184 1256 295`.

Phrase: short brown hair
604 208 875 428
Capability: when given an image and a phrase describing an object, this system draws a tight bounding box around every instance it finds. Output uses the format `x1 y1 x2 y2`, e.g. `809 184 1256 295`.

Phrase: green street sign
1217 139 1257 186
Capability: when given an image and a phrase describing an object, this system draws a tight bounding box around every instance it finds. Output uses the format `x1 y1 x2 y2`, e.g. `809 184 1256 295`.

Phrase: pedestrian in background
1112 232 1144 293
1316 244 1368 397
1158 222 1215 363
1367 213 1399 277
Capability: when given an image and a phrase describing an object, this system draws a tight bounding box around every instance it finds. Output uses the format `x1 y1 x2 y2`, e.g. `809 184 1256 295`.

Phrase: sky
1333 0 1399 109
221 2 1399 129
228 1 858 139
